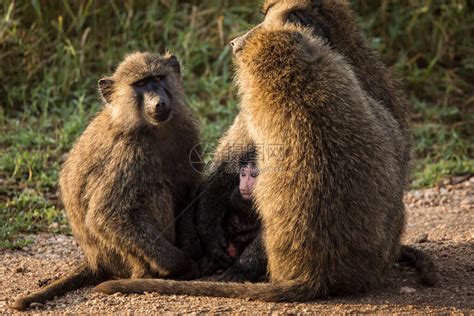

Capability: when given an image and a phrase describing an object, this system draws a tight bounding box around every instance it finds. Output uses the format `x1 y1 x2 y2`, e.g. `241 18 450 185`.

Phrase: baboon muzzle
145 93 171 123
155 101 171 122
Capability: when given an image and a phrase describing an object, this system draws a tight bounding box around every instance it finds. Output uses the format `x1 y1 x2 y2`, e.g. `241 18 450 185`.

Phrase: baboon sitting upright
196 0 436 285
11 52 202 311
95 20 418 301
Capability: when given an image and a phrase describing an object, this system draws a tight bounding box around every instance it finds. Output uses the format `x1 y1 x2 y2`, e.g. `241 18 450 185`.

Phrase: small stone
14 266 26 273
30 302 44 309
416 233 429 243
400 286 417 294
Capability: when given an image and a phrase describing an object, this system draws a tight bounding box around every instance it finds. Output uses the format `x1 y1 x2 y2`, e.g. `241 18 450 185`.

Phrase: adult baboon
95 20 423 301
197 0 434 285
11 52 202 310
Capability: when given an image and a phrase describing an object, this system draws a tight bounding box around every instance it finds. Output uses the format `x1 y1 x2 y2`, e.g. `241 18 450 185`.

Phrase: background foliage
1 0 473 248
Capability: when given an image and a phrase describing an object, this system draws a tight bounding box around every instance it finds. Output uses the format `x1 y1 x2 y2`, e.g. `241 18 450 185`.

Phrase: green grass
1 1 472 248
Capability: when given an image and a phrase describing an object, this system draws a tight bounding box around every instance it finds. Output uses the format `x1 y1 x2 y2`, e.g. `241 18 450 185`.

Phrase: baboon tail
10 261 104 311
95 279 325 302
398 245 438 286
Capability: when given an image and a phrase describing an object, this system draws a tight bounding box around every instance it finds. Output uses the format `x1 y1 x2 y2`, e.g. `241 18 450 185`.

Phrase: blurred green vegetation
1 0 473 248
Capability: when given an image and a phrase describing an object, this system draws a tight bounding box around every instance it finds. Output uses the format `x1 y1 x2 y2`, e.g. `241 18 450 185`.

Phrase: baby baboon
224 160 260 258
95 22 417 301
200 151 262 278
11 52 202 310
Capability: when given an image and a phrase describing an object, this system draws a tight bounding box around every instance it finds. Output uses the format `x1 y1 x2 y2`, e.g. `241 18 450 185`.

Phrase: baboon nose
156 100 165 110
230 36 244 55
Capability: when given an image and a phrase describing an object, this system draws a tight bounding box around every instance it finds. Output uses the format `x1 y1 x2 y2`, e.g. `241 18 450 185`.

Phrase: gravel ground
1 177 473 314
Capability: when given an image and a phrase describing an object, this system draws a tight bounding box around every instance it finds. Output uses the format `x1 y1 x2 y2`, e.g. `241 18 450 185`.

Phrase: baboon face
239 164 258 200
98 52 183 127
131 73 172 124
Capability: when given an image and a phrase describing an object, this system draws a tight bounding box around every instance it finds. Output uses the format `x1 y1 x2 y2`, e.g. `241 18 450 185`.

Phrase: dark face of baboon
98 53 184 128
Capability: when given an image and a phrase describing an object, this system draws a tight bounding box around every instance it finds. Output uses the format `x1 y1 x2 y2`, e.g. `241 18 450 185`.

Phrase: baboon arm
197 111 253 265
86 206 191 277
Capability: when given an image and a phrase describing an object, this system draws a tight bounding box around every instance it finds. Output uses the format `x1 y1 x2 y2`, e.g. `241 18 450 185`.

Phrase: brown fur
196 0 435 285
11 52 202 311
95 21 409 301
258 0 436 286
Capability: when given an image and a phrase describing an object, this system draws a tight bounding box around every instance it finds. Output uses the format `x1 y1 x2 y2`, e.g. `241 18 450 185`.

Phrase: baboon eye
134 78 147 87
152 75 165 82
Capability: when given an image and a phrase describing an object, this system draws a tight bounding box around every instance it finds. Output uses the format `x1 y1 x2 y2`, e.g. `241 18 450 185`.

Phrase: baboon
95 21 427 301
196 0 435 284
223 160 260 258
200 152 262 278
11 52 202 311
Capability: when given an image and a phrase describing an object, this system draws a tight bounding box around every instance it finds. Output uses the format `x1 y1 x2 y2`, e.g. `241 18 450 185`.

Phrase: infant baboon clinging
224 160 260 258
200 151 262 278
95 21 417 301
11 52 202 310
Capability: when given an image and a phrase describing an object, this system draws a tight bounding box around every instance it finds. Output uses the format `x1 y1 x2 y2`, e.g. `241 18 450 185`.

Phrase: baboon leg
86 193 195 278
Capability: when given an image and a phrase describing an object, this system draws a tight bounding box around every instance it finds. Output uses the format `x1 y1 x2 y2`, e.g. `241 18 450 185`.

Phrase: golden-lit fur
11 52 202 310
94 22 421 301
194 0 436 285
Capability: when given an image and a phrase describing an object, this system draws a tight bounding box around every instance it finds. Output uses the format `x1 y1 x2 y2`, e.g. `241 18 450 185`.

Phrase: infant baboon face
98 52 183 127
239 164 258 200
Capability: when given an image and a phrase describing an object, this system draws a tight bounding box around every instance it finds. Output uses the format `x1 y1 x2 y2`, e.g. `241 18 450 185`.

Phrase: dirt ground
1 177 472 314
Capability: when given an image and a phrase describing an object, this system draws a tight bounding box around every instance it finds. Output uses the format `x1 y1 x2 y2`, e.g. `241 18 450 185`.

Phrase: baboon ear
166 54 181 76
98 78 114 103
